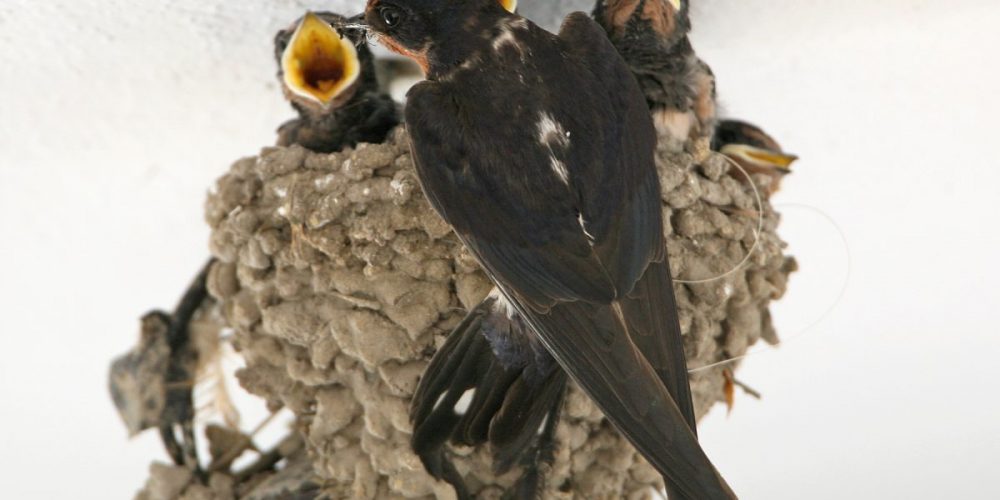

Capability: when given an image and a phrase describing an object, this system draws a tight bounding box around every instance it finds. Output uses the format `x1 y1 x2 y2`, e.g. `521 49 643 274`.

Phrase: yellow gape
720 144 798 170
281 12 360 106
668 0 682 11
499 0 517 13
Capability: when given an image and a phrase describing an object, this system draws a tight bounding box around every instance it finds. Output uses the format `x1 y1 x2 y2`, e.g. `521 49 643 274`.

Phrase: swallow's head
362 0 509 75
595 0 689 44
275 12 371 111
714 121 798 174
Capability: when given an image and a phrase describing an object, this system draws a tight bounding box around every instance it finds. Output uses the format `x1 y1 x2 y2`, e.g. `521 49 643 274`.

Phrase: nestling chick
275 12 399 153
593 0 717 143
713 119 798 195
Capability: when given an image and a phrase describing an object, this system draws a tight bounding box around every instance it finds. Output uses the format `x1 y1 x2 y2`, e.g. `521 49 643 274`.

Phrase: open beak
499 0 517 13
281 12 361 107
721 144 798 172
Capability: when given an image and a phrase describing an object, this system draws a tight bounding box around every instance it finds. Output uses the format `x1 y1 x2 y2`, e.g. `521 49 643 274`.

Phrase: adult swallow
712 119 797 195
406 1 710 492
592 0 717 143
364 1 734 498
275 12 399 153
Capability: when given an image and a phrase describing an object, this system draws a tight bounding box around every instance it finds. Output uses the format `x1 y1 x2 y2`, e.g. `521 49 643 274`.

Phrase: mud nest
135 127 793 499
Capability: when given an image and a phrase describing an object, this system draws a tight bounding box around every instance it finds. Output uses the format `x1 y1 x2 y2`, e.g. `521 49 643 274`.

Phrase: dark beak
346 12 367 27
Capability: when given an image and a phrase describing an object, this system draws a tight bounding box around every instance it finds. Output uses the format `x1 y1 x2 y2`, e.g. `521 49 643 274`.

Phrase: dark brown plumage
593 0 717 143
712 119 798 195
364 0 734 497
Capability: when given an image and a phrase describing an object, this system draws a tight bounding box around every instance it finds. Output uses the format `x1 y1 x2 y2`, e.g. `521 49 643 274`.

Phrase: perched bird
712 119 797 195
363 1 734 498
403 0 725 495
592 0 717 143
109 260 213 471
155 260 214 471
396 1 567 495
275 12 399 153
115 11 402 472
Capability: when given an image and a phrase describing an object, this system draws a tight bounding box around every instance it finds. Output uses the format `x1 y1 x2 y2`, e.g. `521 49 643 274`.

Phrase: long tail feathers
410 300 565 498
413 260 734 499
622 259 697 430
510 262 736 499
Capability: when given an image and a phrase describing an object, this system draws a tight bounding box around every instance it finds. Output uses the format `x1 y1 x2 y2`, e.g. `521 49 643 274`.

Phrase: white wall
1 0 998 498
692 1 1000 498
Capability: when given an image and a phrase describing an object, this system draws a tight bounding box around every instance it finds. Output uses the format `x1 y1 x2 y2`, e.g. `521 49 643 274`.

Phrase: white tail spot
536 413 549 435
432 393 447 411
455 389 476 415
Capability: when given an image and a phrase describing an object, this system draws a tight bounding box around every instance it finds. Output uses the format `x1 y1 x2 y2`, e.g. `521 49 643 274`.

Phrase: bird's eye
379 6 403 28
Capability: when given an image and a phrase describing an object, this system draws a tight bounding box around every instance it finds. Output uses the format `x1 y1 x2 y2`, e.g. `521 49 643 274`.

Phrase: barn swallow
110 259 213 471
363 1 734 498
712 119 797 195
592 0 717 142
275 12 398 153
156 259 213 471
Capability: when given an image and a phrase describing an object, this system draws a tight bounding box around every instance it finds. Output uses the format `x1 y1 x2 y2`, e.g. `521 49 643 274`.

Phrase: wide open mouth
281 13 361 106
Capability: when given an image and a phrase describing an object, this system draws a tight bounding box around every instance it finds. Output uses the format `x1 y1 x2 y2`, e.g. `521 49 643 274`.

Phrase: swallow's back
406 12 662 309
402 8 734 499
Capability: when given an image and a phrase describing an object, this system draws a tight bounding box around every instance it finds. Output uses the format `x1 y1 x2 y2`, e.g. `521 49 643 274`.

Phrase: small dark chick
593 0 717 143
275 12 398 153
712 119 798 195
